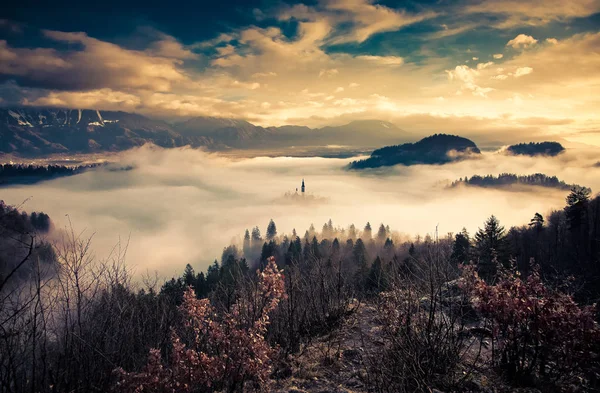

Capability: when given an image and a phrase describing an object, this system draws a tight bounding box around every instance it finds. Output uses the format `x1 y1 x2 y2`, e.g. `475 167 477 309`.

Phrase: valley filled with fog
2 145 598 277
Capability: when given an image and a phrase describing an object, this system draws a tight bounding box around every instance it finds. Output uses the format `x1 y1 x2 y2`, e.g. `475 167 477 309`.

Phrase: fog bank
2 145 599 277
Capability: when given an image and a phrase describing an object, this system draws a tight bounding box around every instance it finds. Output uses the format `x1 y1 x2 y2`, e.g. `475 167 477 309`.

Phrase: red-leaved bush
461 260 600 388
115 257 286 393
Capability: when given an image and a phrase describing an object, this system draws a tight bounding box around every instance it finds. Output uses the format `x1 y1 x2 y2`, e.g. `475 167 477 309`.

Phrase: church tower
301 179 305 194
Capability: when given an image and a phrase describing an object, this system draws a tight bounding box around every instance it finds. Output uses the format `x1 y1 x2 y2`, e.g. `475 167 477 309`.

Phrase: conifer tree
377 223 387 242
363 222 372 240
266 219 277 240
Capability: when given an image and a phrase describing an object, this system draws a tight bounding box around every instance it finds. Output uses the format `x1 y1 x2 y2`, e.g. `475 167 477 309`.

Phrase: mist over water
2 145 599 277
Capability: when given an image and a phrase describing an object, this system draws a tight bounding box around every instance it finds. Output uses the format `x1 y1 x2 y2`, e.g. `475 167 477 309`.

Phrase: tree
363 222 372 240
116 258 287 393
348 224 357 240
243 229 251 255
195 272 207 298
566 186 591 230
183 264 196 287
451 228 470 265
474 215 507 278
251 226 262 243
266 219 277 240
528 212 544 231
206 260 221 292
377 223 387 243
367 256 386 292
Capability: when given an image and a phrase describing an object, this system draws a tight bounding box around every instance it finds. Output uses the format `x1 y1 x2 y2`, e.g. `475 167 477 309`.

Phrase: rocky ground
271 298 543 393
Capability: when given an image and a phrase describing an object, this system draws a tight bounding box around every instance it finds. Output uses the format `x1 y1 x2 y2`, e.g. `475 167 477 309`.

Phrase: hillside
506 141 565 157
349 134 481 169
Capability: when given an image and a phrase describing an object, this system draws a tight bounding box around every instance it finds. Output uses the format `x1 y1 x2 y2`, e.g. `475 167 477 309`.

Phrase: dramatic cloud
3 145 598 276
0 0 598 145
0 31 190 92
279 0 437 44
465 0 600 27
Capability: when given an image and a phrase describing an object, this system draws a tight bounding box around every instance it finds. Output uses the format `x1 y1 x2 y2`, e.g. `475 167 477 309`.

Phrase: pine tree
206 260 220 292
363 222 372 240
183 264 195 287
266 219 277 240
195 272 207 298
348 224 357 240
367 256 386 292
474 215 507 278
566 186 591 230
251 226 262 243
243 229 251 255
377 223 387 242
451 228 470 265
529 213 544 231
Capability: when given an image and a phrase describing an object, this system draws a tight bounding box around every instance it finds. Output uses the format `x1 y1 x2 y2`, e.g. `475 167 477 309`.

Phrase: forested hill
349 134 481 169
450 173 583 191
506 141 565 156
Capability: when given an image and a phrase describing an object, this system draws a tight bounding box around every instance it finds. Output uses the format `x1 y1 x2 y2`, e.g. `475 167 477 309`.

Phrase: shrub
367 252 468 392
462 260 600 389
115 256 286 393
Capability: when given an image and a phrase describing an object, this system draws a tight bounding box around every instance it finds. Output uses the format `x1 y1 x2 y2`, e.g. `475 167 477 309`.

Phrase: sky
1 0 600 144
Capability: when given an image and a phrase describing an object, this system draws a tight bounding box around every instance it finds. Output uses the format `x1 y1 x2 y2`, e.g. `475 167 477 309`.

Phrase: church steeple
301 178 305 193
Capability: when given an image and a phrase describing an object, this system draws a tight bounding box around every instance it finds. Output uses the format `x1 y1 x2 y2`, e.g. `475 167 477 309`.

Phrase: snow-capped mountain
0 108 212 155
0 108 409 156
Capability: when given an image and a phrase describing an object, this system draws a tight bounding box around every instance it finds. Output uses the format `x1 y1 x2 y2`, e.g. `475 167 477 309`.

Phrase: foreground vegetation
1 185 600 392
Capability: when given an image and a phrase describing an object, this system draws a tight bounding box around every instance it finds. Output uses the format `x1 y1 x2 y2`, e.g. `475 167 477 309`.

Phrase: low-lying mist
2 145 599 277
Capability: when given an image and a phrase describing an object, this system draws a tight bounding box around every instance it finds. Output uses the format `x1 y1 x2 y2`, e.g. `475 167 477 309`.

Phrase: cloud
546 38 558 45
252 72 277 78
0 30 190 92
22 88 142 109
464 0 600 27
507 34 538 49
319 68 339 77
279 0 437 44
515 67 533 77
493 54 504 59
446 65 494 97
3 145 598 275
355 55 404 66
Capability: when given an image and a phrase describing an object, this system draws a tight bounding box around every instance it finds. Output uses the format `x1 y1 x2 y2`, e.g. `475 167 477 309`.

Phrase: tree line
450 172 581 191
0 163 102 185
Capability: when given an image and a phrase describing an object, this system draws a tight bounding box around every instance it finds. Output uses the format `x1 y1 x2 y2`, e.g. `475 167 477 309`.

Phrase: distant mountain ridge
0 107 409 156
0 108 205 156
349 134 481 169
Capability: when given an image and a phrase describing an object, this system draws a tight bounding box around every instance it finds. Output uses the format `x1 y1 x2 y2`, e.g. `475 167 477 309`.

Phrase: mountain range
0 107 409 156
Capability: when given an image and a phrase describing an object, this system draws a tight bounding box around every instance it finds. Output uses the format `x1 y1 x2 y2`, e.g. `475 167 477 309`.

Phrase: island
505 142 565 157
449 173 583 191
348 134 481 169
